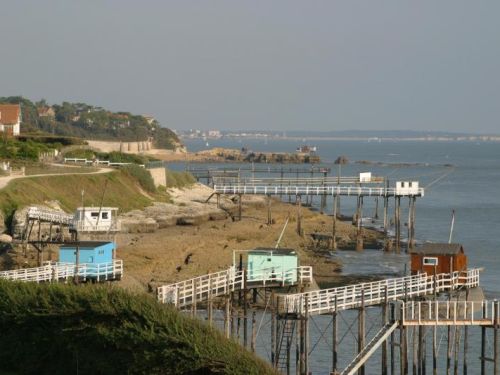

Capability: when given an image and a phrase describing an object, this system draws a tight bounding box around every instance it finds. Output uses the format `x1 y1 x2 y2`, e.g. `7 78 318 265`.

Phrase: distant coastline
179 130 500 143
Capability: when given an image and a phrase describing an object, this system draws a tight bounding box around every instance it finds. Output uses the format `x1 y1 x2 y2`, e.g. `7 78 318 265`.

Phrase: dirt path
0 166 114 190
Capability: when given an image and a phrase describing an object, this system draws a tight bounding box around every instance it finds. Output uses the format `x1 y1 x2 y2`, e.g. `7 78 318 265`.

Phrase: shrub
122 165 157 193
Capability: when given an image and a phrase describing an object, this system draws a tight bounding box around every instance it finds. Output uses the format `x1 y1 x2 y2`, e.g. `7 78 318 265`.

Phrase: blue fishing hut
59 241 115 266
246 248 298 284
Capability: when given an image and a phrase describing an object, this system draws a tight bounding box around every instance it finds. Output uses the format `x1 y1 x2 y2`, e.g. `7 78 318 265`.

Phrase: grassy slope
0 281 274 375
0 171 152 222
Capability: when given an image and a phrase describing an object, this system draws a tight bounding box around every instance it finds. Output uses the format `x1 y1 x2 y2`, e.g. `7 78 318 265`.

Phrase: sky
1 1 499 133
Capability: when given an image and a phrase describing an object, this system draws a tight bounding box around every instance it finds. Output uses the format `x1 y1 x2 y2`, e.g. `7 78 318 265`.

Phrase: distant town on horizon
179 129 500 142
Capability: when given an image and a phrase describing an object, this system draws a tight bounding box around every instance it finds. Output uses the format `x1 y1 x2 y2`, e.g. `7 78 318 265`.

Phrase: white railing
71 220 121 233
399 299 500 326
212 176 385 186
157 266 313 307
213 185 424 197
279 269 481 316
0 260 123 283
247 266 313 286
157 267 244 307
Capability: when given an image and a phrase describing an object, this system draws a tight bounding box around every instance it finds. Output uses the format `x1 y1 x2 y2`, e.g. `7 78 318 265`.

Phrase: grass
0 281 274 375
166 169 196 188
23 162 99 176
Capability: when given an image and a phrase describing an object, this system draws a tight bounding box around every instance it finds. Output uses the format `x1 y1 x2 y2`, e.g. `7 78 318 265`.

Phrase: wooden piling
332 295 338 374
271 292 276 366
304 295 309 375
238 193 242 221
413 326 418 375
332 194 338 250
296 195 302 237
251 311 256 353
224 294 231 339
267 195 272 225
395 197 401 253
382 287 388 375
356 196 364 251
243 272 248 348
481 302 487 375
447 326 452 375
495 302 499 375
358 289 366 375
433 326 438 375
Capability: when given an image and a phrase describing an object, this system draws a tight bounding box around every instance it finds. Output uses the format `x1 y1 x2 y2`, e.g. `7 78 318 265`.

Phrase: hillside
0 280 274 375
0 96 181 150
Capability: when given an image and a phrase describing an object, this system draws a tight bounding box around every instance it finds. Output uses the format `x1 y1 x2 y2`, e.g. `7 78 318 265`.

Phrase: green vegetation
63 148 154 164
122 165 157 193
0 96 181 150
166 169 196 188
0 281 273 375
0 138 60 161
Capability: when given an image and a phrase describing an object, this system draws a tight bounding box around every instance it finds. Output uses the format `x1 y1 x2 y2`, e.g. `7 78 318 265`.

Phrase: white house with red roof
0 104 21 136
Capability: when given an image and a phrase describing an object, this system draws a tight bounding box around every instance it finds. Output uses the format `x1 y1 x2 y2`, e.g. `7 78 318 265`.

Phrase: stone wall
86 140 153 154
147 167 167 187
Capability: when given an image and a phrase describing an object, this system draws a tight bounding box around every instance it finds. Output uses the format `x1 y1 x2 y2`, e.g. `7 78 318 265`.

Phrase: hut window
91 212 99 219
102 212 109 219
423 257 438 266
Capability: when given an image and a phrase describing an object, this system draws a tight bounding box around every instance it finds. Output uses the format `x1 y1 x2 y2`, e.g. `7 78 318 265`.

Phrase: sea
173 138 500 374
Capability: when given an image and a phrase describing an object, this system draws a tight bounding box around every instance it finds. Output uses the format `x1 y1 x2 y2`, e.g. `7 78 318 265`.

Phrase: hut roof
60 241 113 249
250 247 296 255
412 243 464 255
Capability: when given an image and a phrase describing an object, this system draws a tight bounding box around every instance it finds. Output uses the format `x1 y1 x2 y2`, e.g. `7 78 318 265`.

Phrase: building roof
0 104 21 125
37 106 55 116
60 241 114 249
411 243 464 255
250 247 296 255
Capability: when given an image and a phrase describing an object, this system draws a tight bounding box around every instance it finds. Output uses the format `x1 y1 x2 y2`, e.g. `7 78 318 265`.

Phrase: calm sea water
176 138 500 374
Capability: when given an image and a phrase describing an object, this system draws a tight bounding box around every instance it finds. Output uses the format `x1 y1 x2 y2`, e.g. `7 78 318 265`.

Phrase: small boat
296 145 317 153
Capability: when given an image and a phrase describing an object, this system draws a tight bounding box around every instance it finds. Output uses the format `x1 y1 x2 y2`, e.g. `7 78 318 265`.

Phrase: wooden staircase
341 321 399 375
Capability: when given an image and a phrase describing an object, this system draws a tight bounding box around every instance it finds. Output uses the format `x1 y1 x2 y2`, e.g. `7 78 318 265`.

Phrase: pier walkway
278 268 480 316
157 266 313 308
213 184 423 197
0 260 123 283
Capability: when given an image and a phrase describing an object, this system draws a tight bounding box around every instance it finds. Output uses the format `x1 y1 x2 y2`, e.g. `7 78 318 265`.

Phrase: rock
120 217 159 233
334 155 349 165
0 234 12 243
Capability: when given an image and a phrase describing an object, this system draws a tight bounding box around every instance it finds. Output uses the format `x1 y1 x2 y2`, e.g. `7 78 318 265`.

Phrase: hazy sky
1 1 499 133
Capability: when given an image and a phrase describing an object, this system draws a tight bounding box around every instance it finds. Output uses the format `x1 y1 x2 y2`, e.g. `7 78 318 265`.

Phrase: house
59 241 115 264
396 181 420 196
71 207 120 233
59 241 119 279
0 104 21 136
37 106 55 118
245 248 299 284
410 243 468 275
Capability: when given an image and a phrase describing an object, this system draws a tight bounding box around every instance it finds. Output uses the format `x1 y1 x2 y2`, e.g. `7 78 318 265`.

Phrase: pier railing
212 176 385 186
399 299 500 326
279 269 481 316
157 266 313 307
26 207 74 225
213 184 424 197
157 267 244 307
0 260 123 283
